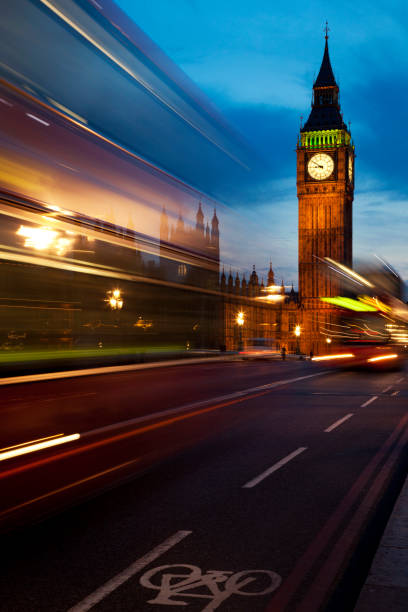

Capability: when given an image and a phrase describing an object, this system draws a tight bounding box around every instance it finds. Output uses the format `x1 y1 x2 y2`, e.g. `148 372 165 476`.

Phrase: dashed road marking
67 531 192 612
382 386 392 393
243 447 307 489
324 413 354 433
396 377 405 384
360 396 378 408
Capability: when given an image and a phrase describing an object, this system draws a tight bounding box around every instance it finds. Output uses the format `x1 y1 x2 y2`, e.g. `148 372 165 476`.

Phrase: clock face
348 156 353 181
307 153 334 180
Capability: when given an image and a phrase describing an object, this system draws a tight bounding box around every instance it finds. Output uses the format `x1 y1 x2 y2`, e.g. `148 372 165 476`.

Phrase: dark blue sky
117 0 408 286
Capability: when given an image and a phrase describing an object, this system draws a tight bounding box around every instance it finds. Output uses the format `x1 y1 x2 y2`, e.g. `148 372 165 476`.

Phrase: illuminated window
178 264 187 277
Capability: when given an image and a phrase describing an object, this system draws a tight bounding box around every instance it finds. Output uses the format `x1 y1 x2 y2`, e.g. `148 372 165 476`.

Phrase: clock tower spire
297 29 355 354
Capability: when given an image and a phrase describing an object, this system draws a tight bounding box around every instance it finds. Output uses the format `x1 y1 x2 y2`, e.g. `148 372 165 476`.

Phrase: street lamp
236 311 245 351
294 324 301 354
106 288 123 310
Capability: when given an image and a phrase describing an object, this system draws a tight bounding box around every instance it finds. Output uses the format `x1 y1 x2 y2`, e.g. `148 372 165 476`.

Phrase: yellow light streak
256 294 284 302
0 433 63 453
312 353 354 361
358 295 391 313
367 354 398 363
0 433 80 461
47 97 88 124
324 258 375 288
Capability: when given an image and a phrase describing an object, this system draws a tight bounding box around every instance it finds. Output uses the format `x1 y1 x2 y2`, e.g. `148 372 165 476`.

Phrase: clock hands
308 154 333 179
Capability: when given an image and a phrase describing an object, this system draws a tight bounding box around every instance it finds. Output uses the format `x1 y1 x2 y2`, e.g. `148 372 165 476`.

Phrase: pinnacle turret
196 202 204 234
267 260 275 286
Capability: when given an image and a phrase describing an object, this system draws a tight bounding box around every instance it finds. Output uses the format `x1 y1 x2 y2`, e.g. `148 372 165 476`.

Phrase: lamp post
326 337 332 353
106 288 123 310
294 324 301 354
236 311 245 351
104 289 124 348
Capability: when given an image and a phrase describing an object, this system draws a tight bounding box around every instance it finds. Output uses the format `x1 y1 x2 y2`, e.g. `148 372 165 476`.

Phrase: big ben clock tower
297 29 354 354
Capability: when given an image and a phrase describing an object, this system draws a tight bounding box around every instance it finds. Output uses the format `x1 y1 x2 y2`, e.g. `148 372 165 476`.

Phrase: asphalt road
1 359 407 611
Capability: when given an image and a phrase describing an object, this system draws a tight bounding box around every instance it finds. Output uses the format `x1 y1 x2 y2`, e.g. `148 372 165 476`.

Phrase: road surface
0 359 407 611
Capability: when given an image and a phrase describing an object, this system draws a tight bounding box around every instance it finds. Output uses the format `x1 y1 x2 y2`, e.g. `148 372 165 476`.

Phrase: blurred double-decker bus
312 258 408 369
0 0 254 372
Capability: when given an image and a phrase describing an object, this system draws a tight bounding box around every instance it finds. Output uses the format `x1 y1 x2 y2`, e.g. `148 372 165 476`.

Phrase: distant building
220 262 300 352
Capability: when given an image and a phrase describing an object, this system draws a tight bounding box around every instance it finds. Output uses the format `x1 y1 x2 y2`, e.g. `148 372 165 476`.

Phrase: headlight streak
367 354 398 363
0 433 80 461
312 353 355 361
0 433 64 453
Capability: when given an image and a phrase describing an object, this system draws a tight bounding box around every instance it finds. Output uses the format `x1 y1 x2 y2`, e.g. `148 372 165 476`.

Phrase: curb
354 474 408 611
0 355 237 386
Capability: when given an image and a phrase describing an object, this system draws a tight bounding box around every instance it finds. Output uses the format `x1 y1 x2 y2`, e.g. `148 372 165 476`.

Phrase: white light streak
26 113 50 126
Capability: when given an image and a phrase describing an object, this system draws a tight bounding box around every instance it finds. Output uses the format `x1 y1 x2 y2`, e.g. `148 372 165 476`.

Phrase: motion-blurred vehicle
312 257 407 370
312 341 404 370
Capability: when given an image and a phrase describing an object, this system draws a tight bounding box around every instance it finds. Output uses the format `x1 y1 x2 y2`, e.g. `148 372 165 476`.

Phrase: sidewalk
354 474 408 611
0 354 237 386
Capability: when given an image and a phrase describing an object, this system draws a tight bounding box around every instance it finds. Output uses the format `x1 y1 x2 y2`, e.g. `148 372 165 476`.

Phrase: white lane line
67 530 192 612
324 413 354 433
361 396 378 408
391 391 400 397
382 386 392 393
243 447 307 489
396 377 405 384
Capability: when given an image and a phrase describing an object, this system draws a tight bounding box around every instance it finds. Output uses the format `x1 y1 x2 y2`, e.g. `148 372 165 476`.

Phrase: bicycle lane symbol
139 564 282 611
